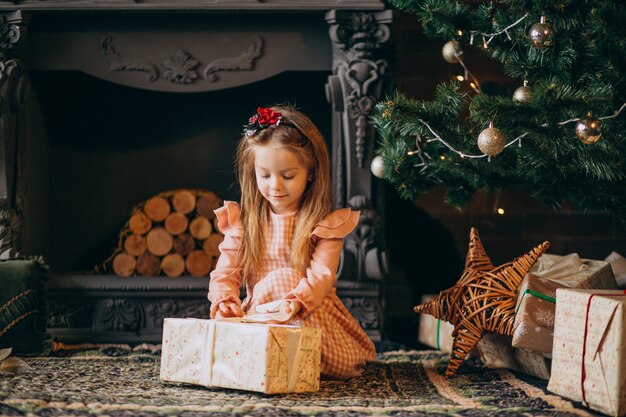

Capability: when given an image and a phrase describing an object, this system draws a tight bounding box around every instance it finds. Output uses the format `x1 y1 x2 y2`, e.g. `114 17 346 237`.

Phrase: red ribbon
581 290 626 404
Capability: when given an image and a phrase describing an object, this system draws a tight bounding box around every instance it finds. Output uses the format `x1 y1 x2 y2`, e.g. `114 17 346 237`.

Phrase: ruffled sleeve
208 201 244 318
311 208 360 240
284 209 360 318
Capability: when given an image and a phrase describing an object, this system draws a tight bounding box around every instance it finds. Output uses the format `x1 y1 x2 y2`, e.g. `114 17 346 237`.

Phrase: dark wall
382 11 626 348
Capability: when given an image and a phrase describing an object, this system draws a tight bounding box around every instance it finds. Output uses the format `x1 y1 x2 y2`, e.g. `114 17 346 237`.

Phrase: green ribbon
515 288 556 315
436 319 441 350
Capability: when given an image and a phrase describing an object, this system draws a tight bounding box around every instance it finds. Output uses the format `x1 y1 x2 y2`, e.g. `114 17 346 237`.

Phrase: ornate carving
326 10 391 286
0 12 27 259
162 50 199 84
203 35 263 82
94 298 144 332
0 198 22 258
100 37 159 82
342 296 381 331
147 299 210 327
47 299 94 328
345 195 385 281
328 12 389 169
100 35 264 85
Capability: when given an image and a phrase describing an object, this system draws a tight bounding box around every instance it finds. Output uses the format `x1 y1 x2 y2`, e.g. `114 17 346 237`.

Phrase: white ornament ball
370 155 386 178
477 127 506 156
442 40 462 64
513 85 532 103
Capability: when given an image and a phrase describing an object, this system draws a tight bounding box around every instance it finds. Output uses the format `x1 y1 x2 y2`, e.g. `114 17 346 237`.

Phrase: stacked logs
108 189 225 277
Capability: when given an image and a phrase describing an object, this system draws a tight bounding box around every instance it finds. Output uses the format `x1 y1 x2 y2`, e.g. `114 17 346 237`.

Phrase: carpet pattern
0 347 598 417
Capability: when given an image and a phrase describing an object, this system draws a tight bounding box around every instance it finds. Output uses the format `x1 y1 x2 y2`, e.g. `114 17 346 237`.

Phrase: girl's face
253 144 309 215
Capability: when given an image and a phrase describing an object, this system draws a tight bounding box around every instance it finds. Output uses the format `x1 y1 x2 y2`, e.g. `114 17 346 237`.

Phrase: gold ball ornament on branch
575 113 602 144
513 80 532 103
528 16 553 48
442 40 462 64
477 123 506 156
370 155 386 179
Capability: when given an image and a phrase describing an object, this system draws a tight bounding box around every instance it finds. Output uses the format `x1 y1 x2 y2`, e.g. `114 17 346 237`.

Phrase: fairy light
467 13 529 46
455 75 465 82
405 101 624 167
497 208 505 215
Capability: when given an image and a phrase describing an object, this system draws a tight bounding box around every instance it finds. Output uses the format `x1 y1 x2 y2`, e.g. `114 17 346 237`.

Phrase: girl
208 105 376 379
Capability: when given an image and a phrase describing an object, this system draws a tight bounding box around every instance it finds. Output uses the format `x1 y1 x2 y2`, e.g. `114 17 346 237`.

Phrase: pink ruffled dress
208 201 376 379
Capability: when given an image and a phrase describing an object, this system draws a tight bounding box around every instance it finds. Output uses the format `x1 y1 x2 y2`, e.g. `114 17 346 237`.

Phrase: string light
497 208 505 215
403 102 625 165
467 13 529 47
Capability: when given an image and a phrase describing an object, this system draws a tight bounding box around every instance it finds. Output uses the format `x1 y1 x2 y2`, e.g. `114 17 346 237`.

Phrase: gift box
418 295 454 352
160 318 322 394
476 333 551 380
605 252 626 289
511 274 564 357
531 253 616 289
548 289 626 416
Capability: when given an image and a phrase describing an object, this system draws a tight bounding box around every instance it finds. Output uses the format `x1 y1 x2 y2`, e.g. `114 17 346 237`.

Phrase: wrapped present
511 274 564 357
531 253 616 289
160 318 322 394
605 252 626 289
476 333 551 380
418 295 454 352
548 289 626 417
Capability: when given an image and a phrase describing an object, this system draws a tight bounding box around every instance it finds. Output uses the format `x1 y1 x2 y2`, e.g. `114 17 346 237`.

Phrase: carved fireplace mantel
0 2 392 342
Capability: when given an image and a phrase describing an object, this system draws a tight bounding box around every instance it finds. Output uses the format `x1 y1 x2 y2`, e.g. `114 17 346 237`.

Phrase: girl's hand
215 301 244 319
280 300 301 318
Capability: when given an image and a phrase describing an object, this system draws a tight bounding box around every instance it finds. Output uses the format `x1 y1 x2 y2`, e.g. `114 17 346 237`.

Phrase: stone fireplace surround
0 1 391 342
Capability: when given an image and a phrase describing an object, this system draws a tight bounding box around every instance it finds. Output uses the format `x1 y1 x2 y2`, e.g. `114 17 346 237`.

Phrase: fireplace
0 2 392 342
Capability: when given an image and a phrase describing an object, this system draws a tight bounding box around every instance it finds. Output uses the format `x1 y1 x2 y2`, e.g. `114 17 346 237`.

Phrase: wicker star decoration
415 227 550 378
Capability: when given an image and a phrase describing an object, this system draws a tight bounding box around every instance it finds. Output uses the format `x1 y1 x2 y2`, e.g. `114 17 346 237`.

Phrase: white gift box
548 289 626 416
160 318 322 394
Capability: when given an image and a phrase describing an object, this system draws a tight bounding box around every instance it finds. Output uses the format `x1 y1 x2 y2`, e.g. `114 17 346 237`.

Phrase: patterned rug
0 347 598 417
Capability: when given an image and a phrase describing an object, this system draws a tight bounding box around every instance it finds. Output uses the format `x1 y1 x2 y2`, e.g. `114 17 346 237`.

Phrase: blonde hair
236 105 333 280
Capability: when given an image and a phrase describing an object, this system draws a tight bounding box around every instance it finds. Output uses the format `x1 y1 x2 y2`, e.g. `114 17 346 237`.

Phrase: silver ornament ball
528 16 553 48
477 127 506 156
442 40 462 64
575 116 602 144
370 155 386 178
513 85 532 103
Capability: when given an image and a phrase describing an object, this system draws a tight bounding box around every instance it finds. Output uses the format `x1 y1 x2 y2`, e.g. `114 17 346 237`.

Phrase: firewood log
186 250 212 277
164 212 189 236
161 253 185 277
196 192 222 219
128 212 152 235
172 190 196 214
173 233 195 256
136 252 160 276
144 196 170 222
112 253 136 277
189 216 212 240
123 234 146 256
202 233 224 257
146 227 173 256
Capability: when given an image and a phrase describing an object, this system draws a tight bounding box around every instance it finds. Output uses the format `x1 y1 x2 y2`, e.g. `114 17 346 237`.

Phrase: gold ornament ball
442 40 462 64
477 127 506 156
370 155 386 179
513 85 532 102
382 109 392 119
528 18 553 48
575 116 602 144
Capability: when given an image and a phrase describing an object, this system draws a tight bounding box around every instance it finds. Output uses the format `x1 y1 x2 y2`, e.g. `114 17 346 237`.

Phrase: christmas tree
372 0 625 217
